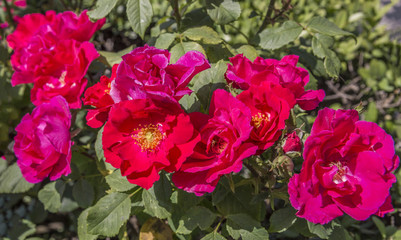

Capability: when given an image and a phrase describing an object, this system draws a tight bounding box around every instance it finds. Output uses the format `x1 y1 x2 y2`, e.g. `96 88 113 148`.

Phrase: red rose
172 90 258 196
7 10 104 108
102 98 200 189
225 54 325 110
83 64 118 128
237 82 296 152
110 45 210 103
288 108 399 224
14 96 73 183
283 132 302 153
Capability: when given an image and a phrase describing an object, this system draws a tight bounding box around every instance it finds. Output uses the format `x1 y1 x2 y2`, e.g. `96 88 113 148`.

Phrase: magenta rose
225 54 325 110
172 89 258 196
288 108 399 224
7 10 104 108
237 82 296 152
283 132 302 153
110 45 210 103
102 98 200 189
14 96 73 183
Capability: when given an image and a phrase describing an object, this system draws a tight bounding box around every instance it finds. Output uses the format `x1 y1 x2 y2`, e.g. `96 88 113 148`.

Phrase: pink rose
7 10 104 108
83 64 118 128
14 96 73 183
110 45 210 103
288 108 399 224
225 54 325 110
237 82 296 152
172 89 258 196
283 132 302 153
102 98 200 189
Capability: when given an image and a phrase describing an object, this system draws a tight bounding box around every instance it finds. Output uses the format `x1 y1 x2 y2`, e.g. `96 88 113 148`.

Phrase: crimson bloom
172 89 258 196
288 108 399 224
110 45 210 103
237 82 296 152
14 96 73 183
83 64 118 128
225 54 325 110
7 10 105 108
283 132 302 153
102 98 200 189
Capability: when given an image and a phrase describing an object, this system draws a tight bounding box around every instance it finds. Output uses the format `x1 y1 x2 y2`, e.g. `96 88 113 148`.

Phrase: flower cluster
288 108 399 224
7 10 105 108
11 10 104 182
83 47 326 195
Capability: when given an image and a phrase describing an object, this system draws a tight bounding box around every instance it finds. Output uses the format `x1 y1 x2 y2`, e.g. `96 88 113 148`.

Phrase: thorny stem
257 0 276 34
2 0 15 27
227 23 250 42
129 187 142 198
170 0 181 30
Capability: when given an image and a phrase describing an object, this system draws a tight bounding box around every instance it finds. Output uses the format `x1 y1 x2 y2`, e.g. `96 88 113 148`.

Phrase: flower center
132 124 166 152
211 136 228 154
251 112 270 129
59 71 67 86
331 161 348 184
104 82 111 94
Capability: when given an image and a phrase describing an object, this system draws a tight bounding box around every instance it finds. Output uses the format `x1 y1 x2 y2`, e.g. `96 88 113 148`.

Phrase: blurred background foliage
0 0 401 239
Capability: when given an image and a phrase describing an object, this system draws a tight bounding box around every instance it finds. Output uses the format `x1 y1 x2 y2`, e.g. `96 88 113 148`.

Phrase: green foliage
259 21 303 50
38 181 65 213
127 0 153 39
87 0 118 20
0 162 34 194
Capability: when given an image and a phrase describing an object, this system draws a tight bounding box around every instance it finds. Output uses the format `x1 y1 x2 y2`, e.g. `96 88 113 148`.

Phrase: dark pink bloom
0 22 8 29
102 98 200 189
225 54 325 110
237 82 296 152
83 64 118 128
14 96 73 183
110 45 210 103
6 10 104 108
172 90 258 196
283 132 302 153
288 108 399 224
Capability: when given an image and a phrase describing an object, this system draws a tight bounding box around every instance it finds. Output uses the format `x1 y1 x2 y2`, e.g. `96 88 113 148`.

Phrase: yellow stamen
251 112 270 129
132 124 166 152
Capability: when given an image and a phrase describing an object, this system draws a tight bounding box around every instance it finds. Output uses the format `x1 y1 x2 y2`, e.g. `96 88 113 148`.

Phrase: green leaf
226 214 269 240
206 0 241 25
87 0 118 20
201 232 226 240
179 93 201 113
307 221 334 239
176 206 217 234
73 179 95 208
307 16 353 37
127 0 153 39
38 180 65 213
0 162 34 194
364 102 378 122
328 225 352 240
170 41 206 64
312 34 334 59
372 216 386 239
94 126 115 174
87 192 131 237
323 49 341 78
142 173 172 219
98 46 134 67
213 177 266 221
78 209 98 240
155 33 176 49
191 60 227 111
183 26 222 44
9 219 36 240
268 206 297 232
236 45 258 61
259 21 303 50
105 169 136 192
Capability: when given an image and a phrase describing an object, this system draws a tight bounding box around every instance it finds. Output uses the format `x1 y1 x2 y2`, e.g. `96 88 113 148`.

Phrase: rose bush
288 108 399 224
13 96 72 183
